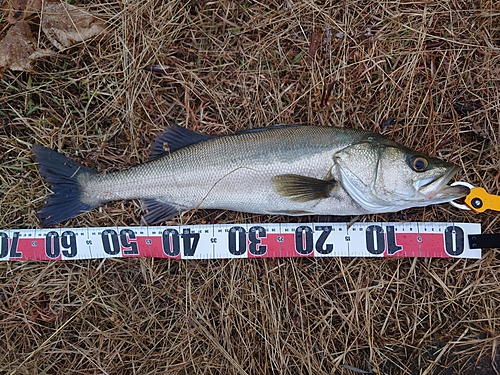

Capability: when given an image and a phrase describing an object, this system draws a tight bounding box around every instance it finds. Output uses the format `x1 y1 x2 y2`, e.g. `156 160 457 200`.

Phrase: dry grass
0 0 499 374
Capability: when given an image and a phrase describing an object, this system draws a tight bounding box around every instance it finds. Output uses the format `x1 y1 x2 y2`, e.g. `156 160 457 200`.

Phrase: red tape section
0 222 482 261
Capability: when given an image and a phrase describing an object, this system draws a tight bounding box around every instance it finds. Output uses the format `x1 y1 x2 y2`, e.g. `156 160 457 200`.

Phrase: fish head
333 136 470 212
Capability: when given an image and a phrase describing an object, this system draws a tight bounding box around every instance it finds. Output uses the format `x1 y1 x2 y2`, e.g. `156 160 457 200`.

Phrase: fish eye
410 156 429 172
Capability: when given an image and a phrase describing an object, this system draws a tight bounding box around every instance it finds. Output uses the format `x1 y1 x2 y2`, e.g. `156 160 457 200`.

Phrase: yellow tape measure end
465 187 500 213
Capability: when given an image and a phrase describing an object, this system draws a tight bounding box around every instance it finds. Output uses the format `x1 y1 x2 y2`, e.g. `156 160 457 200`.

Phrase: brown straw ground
0 0 499 374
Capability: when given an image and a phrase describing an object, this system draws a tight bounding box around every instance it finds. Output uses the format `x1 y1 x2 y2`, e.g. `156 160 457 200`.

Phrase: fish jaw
417 166 470 202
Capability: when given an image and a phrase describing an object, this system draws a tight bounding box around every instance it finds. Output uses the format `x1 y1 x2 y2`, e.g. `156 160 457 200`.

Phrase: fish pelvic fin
32 145 98 226
141 199 183 224
271 174 338 202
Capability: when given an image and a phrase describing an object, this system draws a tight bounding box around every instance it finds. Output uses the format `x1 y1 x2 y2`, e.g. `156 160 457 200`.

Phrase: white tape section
0 222 481 261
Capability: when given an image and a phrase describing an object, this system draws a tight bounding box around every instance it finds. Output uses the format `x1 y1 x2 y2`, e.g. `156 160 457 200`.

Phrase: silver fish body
33 125 468 225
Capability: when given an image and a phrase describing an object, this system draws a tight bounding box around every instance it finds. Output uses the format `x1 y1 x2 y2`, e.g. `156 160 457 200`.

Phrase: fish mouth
418 166 470 200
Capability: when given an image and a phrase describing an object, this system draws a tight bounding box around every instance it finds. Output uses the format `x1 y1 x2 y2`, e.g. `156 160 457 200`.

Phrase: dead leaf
2 0 42 24
41 2 106 51
0 20 53 75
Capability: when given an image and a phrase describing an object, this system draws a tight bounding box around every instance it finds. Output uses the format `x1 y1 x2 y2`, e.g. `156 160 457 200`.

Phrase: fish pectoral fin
141 198 183 224
271 174 338 202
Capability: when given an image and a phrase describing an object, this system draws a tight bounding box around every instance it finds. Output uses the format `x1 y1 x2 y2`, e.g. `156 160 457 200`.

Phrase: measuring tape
0 222 482 261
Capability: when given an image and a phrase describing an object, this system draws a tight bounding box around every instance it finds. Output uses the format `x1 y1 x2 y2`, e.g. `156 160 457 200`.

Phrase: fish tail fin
32 145 98 226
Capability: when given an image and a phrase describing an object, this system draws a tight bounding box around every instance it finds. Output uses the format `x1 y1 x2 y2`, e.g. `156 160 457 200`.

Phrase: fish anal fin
149 125 215 160
141 198 183 224
271 174 338 202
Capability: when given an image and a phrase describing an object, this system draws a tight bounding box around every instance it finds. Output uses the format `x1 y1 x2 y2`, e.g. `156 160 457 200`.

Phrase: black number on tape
0 233 7 258
45 231 60 258
0 232 20 258
120 229 139 255
228 226 246 255
366 225 384 255
61 231 77 258
315 226 333 254
386 226 402 255
45 231 77 258
181 229 200 256
444 226 464 256
248 226 267 256
102 230 120 255
295 226 313 255
365 225 403 255
162 229 180 257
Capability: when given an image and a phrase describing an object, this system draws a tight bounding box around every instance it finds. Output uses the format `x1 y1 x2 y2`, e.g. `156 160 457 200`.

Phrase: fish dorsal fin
149 125 215 160
271 174 338 202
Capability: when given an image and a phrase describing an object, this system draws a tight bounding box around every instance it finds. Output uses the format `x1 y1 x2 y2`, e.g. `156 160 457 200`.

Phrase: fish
32 124 469 226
